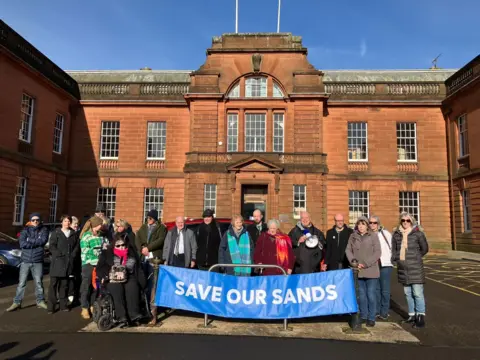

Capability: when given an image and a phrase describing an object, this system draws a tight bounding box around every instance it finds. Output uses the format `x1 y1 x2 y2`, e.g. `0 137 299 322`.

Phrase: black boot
401 315 415 324
413 314 425 329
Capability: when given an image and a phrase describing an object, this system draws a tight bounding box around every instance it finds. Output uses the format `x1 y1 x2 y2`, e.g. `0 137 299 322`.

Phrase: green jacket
80 230 103 266
135 222 167 260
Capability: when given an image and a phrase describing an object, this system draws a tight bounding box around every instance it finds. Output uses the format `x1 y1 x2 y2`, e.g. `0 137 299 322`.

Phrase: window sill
397 160 418 163
18 138 32 144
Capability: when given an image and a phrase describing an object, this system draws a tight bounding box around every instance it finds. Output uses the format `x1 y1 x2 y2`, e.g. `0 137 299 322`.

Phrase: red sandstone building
3 19 474 252
443 55 480 252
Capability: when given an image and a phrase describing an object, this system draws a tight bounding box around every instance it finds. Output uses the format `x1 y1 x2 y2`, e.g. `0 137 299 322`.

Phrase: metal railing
206 263 290 331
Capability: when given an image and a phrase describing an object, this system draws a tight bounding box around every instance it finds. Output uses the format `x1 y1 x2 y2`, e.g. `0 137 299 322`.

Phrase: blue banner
155 266 358 319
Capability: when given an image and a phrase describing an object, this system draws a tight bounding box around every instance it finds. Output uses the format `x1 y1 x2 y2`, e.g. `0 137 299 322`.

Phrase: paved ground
0 255 479 359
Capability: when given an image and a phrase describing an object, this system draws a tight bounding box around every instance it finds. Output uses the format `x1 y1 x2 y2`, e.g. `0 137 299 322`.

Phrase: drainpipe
445 109 457 250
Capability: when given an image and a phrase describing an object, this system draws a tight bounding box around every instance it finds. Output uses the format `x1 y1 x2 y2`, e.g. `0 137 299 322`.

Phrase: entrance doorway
241 185 268 220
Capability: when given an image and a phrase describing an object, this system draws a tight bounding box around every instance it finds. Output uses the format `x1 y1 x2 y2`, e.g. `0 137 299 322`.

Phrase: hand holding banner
155 266 358 319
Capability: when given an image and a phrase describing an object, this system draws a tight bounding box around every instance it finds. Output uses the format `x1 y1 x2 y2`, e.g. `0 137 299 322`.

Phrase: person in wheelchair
96 233 146 327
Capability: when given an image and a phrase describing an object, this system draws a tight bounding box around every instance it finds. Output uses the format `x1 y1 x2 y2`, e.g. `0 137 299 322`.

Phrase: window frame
97 187 117 219
100 121 120 160
245 113 267 152
397 122 418 163
227 113 239 152
19 93 35 143
462 190 472 232
13 177 27 225
457 114 469 158
146 121 167 160
143 188 165 222
273 112 285 153
293 184 307 219
273 82 284 98
347 122 368 162
348 190 370 227
204 184 217 215
228 83 240 98
53 113 65 154
399 191 421 224
245 77 267 98
49 184 59 223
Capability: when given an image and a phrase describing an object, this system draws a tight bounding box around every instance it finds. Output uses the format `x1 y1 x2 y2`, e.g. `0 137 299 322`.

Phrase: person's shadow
0 342 19 355
6 342 56 360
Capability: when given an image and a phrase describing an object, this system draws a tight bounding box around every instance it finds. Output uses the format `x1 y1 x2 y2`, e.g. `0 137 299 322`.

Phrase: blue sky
1 0 478 71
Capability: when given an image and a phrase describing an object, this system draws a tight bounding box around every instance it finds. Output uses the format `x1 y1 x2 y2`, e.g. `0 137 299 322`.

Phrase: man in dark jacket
288 211 326 274
135 209 167 312
136 209 167 260
325 213 353 270
246 209 267 247
195 209 222 270
7 213 49 311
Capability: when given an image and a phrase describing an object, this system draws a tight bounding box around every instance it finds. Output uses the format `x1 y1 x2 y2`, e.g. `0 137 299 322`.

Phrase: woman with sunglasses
391 212 429 329
96 233 146 327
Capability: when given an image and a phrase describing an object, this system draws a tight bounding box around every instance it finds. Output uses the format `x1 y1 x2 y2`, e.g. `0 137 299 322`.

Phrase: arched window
273 82 284 98
245 77 267 97
228 83 240 98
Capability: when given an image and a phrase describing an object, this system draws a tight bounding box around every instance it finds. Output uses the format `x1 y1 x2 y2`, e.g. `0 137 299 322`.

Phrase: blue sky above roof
1 0 478 71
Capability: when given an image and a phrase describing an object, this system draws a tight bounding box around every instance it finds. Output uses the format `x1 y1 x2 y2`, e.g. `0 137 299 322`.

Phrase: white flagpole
236 0 239 33
277 0 281 33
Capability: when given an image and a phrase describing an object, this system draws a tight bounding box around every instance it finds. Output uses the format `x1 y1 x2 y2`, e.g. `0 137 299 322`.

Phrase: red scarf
275 233 292 269
113 247 128 265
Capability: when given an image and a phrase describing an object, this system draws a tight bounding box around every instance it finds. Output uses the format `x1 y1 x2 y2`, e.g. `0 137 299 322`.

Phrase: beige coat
346 230 381 279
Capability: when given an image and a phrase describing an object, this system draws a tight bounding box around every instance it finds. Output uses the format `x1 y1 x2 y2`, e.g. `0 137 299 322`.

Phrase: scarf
399 227 412 261
113 247 128 265
227 229 251 276
275 233 292 269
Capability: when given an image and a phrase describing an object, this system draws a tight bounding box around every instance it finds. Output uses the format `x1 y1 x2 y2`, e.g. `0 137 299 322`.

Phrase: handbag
109 263 127 283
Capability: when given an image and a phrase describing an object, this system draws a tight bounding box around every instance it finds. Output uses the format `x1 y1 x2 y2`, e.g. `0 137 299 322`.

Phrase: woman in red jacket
254 219 295 275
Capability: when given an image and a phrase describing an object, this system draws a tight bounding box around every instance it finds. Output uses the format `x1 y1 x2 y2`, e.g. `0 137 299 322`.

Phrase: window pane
397 123 417 161
293 185 307 218
273 113 284 152
273 83 284 98
347 122 368 161
348 191 369 227
227 114 238 152
245 77 267 98
399 192 420 224
144 188 164 221
97 188 117 219
53 114 64 154
49 184 59 222
245 114 266 152
100 121 120 159
146 122 166 159
13 177 27 225
19 94 34 143
204 184 217 215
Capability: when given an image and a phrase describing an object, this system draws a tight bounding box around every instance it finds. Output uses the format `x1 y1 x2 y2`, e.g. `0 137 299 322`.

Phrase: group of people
5 205 429 330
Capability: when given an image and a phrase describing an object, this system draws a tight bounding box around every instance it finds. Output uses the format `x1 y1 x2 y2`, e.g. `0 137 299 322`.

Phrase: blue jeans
403 284 426 315
14 262 45 304
358 278 378 321
376 266 393 317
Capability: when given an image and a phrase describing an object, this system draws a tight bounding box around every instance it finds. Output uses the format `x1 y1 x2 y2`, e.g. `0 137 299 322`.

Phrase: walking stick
148 257 162 326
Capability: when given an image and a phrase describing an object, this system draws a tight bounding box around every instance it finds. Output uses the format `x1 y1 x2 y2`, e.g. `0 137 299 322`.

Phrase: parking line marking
426 277 480 297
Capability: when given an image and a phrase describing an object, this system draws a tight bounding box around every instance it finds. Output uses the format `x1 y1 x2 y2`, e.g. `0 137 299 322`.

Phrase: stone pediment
227 156 283 173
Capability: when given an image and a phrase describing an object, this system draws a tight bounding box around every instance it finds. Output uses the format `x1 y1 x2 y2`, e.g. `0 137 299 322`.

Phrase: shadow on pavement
0 342 18 355
6 341 56 360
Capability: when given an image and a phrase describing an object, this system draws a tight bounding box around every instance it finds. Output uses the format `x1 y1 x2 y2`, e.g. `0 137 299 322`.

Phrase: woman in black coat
48 215 80 313
391 212 429 329
96 233 146 326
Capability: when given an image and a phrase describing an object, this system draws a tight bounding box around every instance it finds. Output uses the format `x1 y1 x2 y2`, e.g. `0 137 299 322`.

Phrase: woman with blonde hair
391 212 429 329
114 219 136 248
218 215 254 276
79 216 107 319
